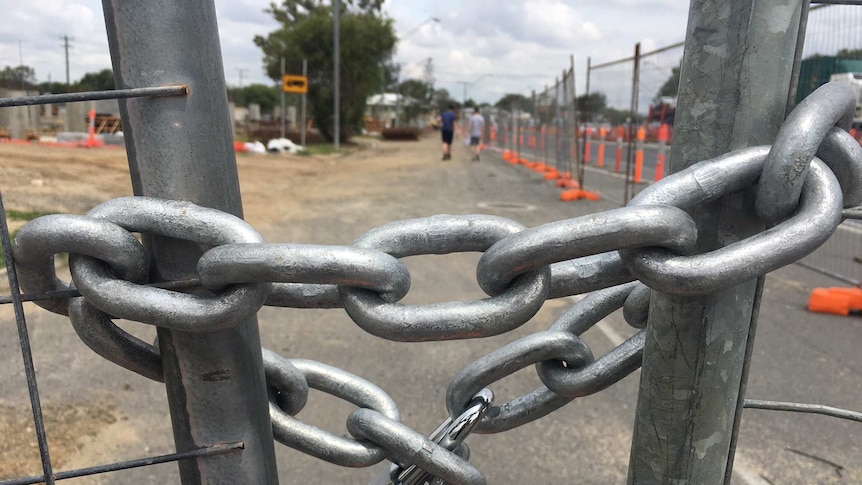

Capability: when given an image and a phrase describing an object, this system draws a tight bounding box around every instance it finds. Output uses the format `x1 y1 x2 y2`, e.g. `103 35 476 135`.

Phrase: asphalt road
1 137 860 484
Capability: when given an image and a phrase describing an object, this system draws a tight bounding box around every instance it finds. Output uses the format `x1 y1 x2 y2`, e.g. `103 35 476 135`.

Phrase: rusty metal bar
0 86 188 108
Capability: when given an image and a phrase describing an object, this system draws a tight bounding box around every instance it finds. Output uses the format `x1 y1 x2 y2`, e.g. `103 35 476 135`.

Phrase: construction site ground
0 134 860 484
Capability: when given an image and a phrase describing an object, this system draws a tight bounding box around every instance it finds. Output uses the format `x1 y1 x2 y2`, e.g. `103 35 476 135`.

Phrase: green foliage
228 84 281 112
0 65 37 90
397 79 433 121
837 48 862 60
74 69 115 91
37 81 70 94
255 0 397 142
7 210 56 220
576 92 607 121
601 107 635 125
657 65 681 100
434 88 458 112
494 93 531 111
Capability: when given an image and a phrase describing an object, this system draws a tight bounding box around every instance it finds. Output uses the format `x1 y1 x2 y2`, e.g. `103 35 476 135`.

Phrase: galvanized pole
623 42 640 204
101 1 279 483
627 1 806 483
581 57 591 167
570 55 583 188
334 0 340 149
301 58 307 148
280 57 286 139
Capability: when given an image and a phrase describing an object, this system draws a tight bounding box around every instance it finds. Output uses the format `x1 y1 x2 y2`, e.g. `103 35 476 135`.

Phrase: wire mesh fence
795 3 862 286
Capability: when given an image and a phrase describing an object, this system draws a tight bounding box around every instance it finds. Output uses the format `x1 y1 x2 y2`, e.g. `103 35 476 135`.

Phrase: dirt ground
0 136 440 480
1 135 860 484
0 137 429 227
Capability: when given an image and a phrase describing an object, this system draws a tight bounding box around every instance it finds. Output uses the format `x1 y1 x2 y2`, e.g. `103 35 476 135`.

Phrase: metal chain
9 81 862 483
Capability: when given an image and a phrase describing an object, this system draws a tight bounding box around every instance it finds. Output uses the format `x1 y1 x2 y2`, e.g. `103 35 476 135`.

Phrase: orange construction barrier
561 189 601 202
655 124 669 181
84 108 105 148
615 126 624 172
808 287 862 316
597 127 607 168
634 126 645 183
584 127 592 164
557 177 580 189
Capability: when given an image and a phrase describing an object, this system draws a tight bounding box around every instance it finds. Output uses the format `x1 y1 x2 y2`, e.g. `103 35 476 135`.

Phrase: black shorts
470 136 480 146
442 129 454 144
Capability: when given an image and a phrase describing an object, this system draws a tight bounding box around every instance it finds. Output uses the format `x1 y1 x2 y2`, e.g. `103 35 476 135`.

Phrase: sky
0 1 858 109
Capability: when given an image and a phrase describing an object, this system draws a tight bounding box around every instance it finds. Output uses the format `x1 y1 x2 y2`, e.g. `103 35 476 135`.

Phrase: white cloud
0 0 694 103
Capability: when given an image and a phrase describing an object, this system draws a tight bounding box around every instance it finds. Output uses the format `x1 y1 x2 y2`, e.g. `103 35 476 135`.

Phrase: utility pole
423 57 434 90
280 58 285 139
457 81 470 109
18 40 24 90
61 35 74 86
237 68 246 90
334 0 340 149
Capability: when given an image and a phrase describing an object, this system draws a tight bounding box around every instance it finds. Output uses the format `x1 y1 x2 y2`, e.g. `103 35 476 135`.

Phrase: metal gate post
628 1 806 483
102 1 279 483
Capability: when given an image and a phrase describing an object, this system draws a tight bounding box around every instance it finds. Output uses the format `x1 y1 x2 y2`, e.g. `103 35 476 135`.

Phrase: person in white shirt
468 109 485 162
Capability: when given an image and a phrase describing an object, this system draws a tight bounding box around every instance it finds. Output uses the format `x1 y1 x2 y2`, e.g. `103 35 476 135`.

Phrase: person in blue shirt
438 104 458 161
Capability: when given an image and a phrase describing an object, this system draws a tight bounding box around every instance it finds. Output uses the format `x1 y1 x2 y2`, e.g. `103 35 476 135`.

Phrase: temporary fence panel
793 3 862 287
584 53 638 205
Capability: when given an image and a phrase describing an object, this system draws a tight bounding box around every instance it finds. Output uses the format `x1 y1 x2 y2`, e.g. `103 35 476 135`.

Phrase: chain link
340 215 551 341
9 81 862 485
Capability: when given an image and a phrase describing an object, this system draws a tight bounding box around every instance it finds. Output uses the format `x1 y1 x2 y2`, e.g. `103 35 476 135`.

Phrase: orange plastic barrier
634 126 646 183
808 287 862 316
655 124 669 181
561 189 601 202
597 127 607 168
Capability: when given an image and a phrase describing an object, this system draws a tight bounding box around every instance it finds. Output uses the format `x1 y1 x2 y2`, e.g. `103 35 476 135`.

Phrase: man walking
469 108 485 162
439 104 457 161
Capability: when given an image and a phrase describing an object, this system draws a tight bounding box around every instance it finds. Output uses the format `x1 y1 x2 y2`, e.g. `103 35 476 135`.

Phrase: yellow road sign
283 75 308 94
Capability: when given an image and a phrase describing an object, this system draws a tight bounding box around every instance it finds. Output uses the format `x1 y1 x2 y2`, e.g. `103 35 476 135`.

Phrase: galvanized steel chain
9 82 862 484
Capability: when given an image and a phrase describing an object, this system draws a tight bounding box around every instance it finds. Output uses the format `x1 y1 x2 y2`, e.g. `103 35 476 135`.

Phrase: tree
837 48 862 60
75 69 115 91
38 81 69 94
657 66 681 100
0 65 37 90
494 93 531 112
434 88 458 112
254 1 397 142
576 92 607 122
398 79 433 121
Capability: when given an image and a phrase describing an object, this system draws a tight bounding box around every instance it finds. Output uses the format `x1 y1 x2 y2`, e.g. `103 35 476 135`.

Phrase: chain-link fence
793 3 862 286
486 3 862 291
2 1 862 485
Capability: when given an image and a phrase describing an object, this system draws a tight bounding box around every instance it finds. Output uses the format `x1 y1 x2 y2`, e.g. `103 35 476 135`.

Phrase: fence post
102 1 279 483
623 42 641 204
571 55 583 189
627 1 807 483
